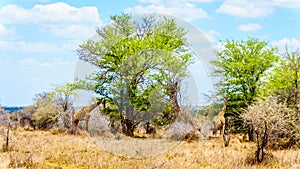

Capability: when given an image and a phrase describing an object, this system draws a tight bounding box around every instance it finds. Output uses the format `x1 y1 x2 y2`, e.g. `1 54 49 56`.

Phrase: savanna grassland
1 128 300 169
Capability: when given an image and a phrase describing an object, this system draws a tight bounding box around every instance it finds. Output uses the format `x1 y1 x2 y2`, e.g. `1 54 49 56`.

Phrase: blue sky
0 0 300 106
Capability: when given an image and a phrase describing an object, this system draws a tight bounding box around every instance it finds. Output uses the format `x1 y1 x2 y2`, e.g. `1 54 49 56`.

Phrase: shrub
241 96 297 162
33 104 59 129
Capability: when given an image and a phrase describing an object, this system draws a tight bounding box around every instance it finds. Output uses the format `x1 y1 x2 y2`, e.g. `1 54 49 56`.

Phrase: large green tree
212 38 278 134
263 47 300 112
77 14 192 136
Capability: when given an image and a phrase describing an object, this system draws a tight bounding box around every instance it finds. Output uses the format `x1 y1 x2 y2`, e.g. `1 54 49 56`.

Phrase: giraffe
212 98 229 137
73 101 102 131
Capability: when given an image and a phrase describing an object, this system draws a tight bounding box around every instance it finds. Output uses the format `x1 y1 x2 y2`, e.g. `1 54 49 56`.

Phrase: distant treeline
2 106 24 113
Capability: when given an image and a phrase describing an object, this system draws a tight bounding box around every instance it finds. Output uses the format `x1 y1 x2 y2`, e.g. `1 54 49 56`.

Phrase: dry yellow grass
0 129 300 169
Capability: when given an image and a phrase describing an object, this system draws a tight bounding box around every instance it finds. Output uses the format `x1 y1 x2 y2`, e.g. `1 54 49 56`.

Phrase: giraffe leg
212 122 217 137
213 128 217 137
85 113 90 131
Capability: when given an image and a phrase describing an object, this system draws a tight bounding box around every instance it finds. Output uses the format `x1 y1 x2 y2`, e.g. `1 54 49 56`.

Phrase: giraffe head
225 97 230 102
224 97 230 105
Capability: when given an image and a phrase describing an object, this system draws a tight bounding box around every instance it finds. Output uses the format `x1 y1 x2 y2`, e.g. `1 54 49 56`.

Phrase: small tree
33 103 59 129
52 83 76 129
241 96 296 162
32 92 59 129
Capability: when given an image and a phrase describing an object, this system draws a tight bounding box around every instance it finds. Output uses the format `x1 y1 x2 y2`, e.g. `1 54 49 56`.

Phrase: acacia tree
77 14 192 136
212 38 278 136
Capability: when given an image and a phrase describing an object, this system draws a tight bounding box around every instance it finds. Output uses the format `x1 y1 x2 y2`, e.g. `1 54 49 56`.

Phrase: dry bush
183 130 201 143
241 96 297 163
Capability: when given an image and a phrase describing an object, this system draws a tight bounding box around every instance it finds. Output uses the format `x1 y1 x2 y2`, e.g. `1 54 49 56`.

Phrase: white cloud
216 0 300 18
0 24 16 37
138 0 216 4
0 3 102 39
0 2 102 55
203 30 219 43
184 0 216 2
126 2 209 21
34 0 51 3
139 0 162 4
0 2 101 25
238 23 262 32
216 0 273 18
272 38 300 52
214 41 226 51
271 0 300 8
0 24 15 37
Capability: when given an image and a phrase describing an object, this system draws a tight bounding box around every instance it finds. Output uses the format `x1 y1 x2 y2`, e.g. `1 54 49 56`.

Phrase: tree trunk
256 147 264 163
121 118 138 137
168 80 180 121
3 123 11 152
248 124 254 141
294 70 299 117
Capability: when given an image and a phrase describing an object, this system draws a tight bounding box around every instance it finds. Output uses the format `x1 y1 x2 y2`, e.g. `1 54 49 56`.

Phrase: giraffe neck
86 101 101 112
219 101 227 116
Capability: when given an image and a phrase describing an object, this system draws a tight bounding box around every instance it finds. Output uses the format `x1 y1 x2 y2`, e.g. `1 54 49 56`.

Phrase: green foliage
102 102 120 120
52 83 77 96
262 48 300 109
77 14 193 126
33 102 59 129
212 38 278 131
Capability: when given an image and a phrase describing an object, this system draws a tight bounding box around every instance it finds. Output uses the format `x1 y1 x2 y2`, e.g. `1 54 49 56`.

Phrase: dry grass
0 128 300 169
